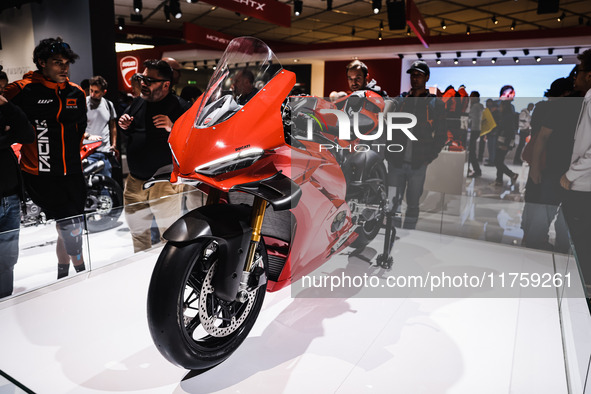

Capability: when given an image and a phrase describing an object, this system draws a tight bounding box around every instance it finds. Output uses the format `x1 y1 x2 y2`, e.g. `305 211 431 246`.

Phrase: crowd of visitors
1 35 590 299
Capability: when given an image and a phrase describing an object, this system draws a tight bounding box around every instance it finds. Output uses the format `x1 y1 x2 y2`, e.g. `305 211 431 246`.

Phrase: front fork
206 190 266 272
207 190 267 299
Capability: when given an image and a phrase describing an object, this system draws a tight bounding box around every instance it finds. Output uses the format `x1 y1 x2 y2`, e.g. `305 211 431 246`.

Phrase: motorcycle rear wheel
85 177 123 232
349 160 387 249
147 239 267 370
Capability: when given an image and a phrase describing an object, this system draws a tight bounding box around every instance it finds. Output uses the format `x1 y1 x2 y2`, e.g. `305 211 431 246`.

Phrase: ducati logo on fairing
235 144 251 152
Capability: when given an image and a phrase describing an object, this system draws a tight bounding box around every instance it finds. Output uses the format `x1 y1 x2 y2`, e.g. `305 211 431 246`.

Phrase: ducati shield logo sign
120 56 139 89
302 109 418 153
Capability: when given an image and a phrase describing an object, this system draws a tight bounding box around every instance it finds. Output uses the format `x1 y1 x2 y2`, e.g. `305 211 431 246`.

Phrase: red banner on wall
198 0 291 27
183 23 234 50
406 0 430 48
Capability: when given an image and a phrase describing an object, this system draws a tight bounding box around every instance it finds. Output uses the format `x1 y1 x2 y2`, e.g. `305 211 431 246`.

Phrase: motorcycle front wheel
147 239 267 370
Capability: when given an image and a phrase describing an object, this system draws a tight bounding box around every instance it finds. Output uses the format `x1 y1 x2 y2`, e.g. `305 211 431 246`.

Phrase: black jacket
4 71 87 176
120 94 186 180
386 92 447 168
0 101 35 198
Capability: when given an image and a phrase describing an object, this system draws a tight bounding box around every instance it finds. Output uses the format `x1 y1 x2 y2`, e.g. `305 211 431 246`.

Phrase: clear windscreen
194 36 282 128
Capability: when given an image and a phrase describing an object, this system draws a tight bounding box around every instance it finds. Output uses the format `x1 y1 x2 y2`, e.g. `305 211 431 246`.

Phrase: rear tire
85 176 123 232
147 239 267 370
349 160 387 249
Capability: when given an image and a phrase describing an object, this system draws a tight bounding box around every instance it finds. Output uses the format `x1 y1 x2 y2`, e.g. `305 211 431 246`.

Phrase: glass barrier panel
8 214 89 300
0 369 34 393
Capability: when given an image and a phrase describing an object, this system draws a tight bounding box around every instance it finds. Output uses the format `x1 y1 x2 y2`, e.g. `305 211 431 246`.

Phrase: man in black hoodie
0 94 35 297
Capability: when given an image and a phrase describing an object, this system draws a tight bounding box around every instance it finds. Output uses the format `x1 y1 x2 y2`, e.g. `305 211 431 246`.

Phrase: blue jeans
387 163 427 229
0 194 21 298
87 152 112 178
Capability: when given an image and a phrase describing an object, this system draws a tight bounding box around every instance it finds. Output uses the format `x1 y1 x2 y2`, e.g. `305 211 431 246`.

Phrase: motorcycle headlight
195 148 264 177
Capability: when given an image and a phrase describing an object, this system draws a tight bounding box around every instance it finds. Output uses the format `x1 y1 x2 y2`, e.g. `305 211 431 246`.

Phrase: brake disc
198 262 256 337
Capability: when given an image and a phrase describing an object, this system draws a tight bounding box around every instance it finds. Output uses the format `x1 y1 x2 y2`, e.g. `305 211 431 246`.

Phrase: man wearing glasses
560 49 591 293
118 59 187 252
4 37 88 279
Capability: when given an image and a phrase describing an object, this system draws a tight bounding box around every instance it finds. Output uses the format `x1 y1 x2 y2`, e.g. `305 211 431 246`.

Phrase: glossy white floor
1 224 588 394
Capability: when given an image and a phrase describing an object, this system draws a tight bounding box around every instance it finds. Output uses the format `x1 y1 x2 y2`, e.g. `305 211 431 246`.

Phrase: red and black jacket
4 71 87 176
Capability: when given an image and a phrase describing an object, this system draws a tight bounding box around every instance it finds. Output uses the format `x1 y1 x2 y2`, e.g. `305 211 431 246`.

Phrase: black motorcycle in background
14 140 124 232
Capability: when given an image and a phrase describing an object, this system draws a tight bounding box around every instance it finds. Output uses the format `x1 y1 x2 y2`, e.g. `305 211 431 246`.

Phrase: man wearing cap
385 60 446 229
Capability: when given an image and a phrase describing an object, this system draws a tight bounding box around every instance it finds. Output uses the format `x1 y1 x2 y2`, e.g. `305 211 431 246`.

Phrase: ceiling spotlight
523 49 529 56
500 49 507 56
513 57 519 63
398 54 404 59
491 57 497 64
186 0 198 2
327 0 332 11
548 48 554 55
406 27 411 35
456 51 461 58
117 17 124 30
510 20 516 30
441 20 447 30
466 26 470 35
453 59 459 65
492 15 498 24
193 61 198 71
169 0 182 19
557 55 563 62
417 53 423 59
557 12 565 22
477 51 483 57
380 20 384 30
372 0 381 14
535 56 541 62
436 52 441 58
575 47 580 54
133 0 142 14
378 32 382 40
436 59 441 64
472 58 477 64
351 26 356 36
163 5 171 22
579 16 584 25
294 0 302 16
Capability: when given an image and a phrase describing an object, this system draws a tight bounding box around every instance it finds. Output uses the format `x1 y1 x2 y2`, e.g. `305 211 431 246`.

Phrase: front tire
147 239 267 370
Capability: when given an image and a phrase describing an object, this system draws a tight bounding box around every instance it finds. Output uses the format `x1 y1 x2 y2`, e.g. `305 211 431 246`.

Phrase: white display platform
0 229 575 393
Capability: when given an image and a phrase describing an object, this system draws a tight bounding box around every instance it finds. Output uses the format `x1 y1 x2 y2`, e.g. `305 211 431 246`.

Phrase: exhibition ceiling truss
114 0 591 44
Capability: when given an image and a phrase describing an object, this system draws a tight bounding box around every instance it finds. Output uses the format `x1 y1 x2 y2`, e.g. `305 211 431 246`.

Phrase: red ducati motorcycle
147 37 391 371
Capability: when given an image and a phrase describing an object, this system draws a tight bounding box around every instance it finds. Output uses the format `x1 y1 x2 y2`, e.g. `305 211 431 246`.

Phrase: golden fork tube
206 188 221 205
244 196 267 272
